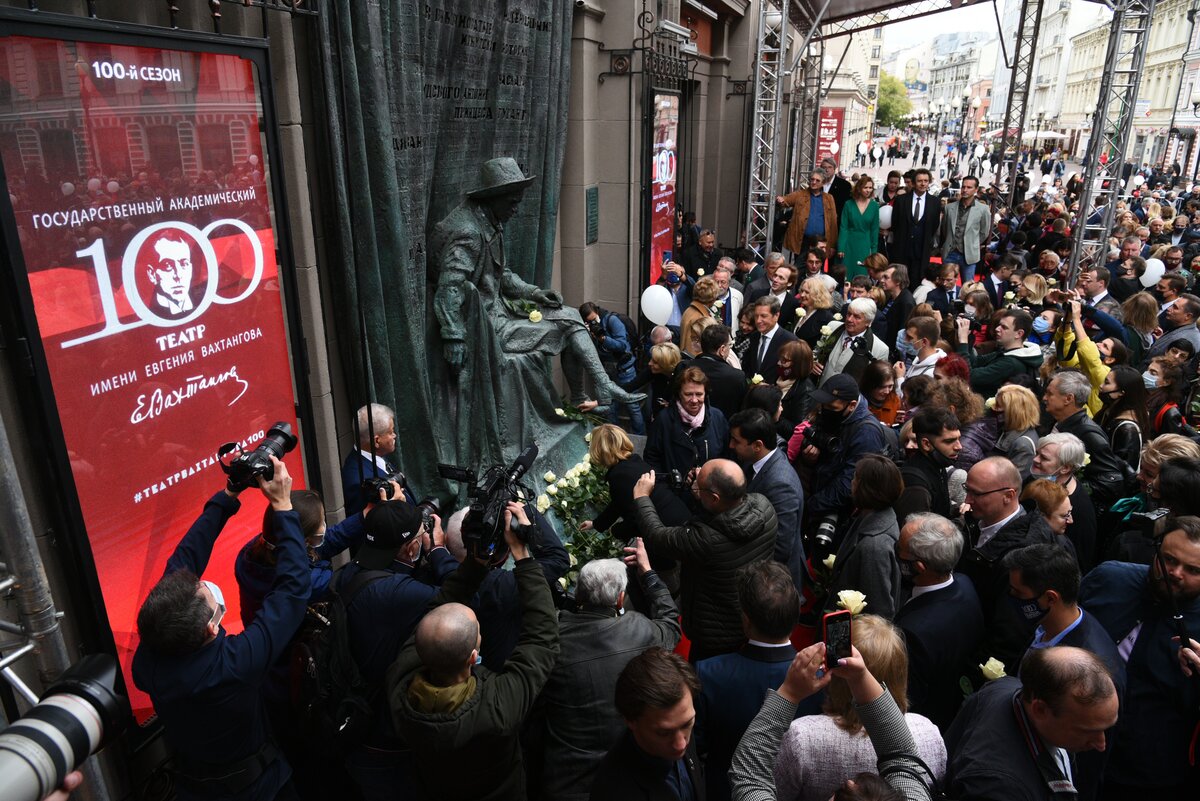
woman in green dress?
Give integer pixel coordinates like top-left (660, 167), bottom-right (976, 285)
top-left (837, 175), bottom-right (881, 281)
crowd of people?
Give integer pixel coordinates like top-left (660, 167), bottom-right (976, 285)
top-left (126, 151), bottom-right (1200, 801)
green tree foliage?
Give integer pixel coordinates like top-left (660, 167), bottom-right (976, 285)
top-left (875, 71), bottom-right (911, 128)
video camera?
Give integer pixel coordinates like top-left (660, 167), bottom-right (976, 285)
top-left (218, 422), bottom-right (298, 491)
top-left (0, 655), bottom-right (125, 801)
top-left (439, 444), bottom-right (540, 565)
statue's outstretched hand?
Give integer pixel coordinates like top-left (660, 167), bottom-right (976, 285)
top-left (534, 289), bottom-right (563, 308)
top-left (444, 342), bottom-right (467, 370)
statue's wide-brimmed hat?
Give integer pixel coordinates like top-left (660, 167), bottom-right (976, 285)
top-left (468, 157), bottom-right (536, 199)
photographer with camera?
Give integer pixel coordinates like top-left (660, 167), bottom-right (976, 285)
top-left (341, 403), bottom-right (414, 517)
top-left (632, 459), bottom-right (777, 661)
top-left (798, 373), bottom-right (892, 533)
top-left (580, 301), bottom-right (645, 435)
top-left (955, 307), bottom-right (1043, 397)
top-left (388, 502), bottom-right (559, 801)
top-left (133, 456), bottom-right (309, 801)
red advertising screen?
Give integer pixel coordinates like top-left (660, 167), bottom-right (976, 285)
top-left (816, 107), bottom-right (845, 167)
top-left (649, 93), bottom-right (678, 286)
top-left (0, 34), bottom-right (305, 722)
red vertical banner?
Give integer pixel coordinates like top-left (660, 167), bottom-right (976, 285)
top-left (0, 34), bottom-right (305, 722)
top-left (648, 92), bottom-right (679, 286)
top-left (816, 107), bottom-right (845, 166)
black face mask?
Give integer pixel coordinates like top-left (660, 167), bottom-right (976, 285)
top-left (1149, 288), bottom-right (1166, 304)
top-left (923, 439), bottom-right (955, 468)
top-left (818, 405), bottom-right (850, 429)
top-left (1099, 389), bottom-right (1121, 405)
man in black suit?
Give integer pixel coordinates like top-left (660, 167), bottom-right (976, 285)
top-left (688, 324), bottom-right (747, 420)
top-left (682, 228), bottom-right (723, 280)
top-left (879, 264), bottom-right (916, 360)
top-left (744, 251), bottom-right (783, 304)
top-left (890, 167), bottom-right (941, 279)
top-left (764, 261), bottom-right (800, 323)
top-left (728, 408), bottom-right (805, 593)
top-left (894, 512), bottom-right (984, 731)
top-left (820, 155), bottom-right (853, 226)
top-left (983, 253), bottom-right (1019, 310)
top-left (742, 295), bottom-right (798, 384)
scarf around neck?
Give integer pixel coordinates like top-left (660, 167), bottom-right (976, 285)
top-left (677, 401), bottom-right (706, 430)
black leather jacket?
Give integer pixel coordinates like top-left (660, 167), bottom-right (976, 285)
top-left (1052, 409), bottom-right (1129, 507)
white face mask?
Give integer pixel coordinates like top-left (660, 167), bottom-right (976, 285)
top-left (201, 580), bottom-right (226, 628)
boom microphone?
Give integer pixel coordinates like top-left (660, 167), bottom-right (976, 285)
top-left (506, 444), bottom-right (539, 485)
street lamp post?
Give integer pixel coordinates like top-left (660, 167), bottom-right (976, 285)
top-left (966, 95), bottom-right (982, 142)
top-left (1081, 103), bottom-right (1096, 164)
top-left (1033, 107), bottom-right (1047, 170)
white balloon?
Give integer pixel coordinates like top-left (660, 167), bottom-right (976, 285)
top-left (878, 205), bottom-right (893, 230)
top-left (107, 180), bottom-right (120, 193)
top-left (974, 144), bottom-right (986, 159)
top-left (641, 284), bottom-right (675, 326)
top-left (86, 177), bottom-right (101, 192)
top-left (1141, 258), bottom-right (1166, 287)
top-left (858, 142), bottom-right (869, 154)
top-left (248, 154), bottom-right (259, 166)
top-left (1133, 174), bottom-right (1146, 187)
top-left (61, 182), bottom-right (75, 196)
top-left (830, 142), bottom-right (840, 155)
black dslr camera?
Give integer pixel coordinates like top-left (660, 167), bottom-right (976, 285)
top-left (801, 424), bottom-right (840, 455)
top-left (586, 317), bottom-right (605, 338)
top-left (218, 422), bottom-right (298, 491)
top-left (439, 444), bottom-right (539, 565)
top-left (655, 469), bottom-right (689, 491)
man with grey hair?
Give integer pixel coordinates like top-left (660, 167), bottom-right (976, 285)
top-left (539, 539), bottom-right (679, 801)
top-left (815, 296), bottom-right (889, 386)
top-left (1044, 370), bottom-right (1129, 510)
top-left (744, 251), bottom-right (784, 303)
top-left (895, 513), bottom-right (985, 730)
top-left (1147, 292), bottom-right (1200, 359)
top-left (1032, 432), bottom-right (1099, 571)
top-left (342, 402), bottom-right (412, 515)
top-left (776, 170), bottom-right (839, 258)
top-left (711, 258), bottom-right (744, 327)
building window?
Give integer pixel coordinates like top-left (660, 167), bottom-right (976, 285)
top-left (871, 46), bottom-right (881, 59)
top-left (874, 28), bottom-right (882, 39)
top-left (870, 65), bottom-right (879, 79)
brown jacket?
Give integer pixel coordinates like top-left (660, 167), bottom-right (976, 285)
top-left (780, 189), bottom-right (838, 253)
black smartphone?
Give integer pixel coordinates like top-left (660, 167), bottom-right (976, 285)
top-left (822, 610), bottom-right (853, 664)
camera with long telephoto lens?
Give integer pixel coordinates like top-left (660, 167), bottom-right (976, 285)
top-left (218, 422), bottom-right (298, 491)
top-left (811, 514), bottom-right (840, 563)
top-left (0, 654), bottom-right (126, 801)
top-left (439, 444), bottom-right (539, 566)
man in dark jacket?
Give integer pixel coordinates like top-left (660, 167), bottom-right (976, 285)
top-left (958, 457), bottom-right (1057, 675)
top-left (728, 408), bottom-right (806, 593)
top-left (1005, 544), bottom-right (1126, 801)
top-left (133, 460), bottom-right (308, 801)
top-left (799, 374), bottom-right (890, 523)
top-left (1044, 370), bottom-right (1129, 509)
top-left (946, 647), bottom-right (1119, 801)
top-left (1080, 517), bottom-right (1200, 799)
top-left (633, 458), bottom-right (777, 661)
top-left (591, 647), bottom-right (705, 801)
top-left (895, 407), bottom-right (960, 523)
top-left (689, 324), bottom-right (747, 420)
top-left (695, 562), bottom-right (801, 801)
top-left (878, 264), bottom-right (916, 360)
top-left (541, 538), bottom-right (680, 801)
top-left (341, 502), bottom-right (458, 799)
top-left (682, 228), bottom-right (723, 280)
top-left (444, 504), bottom-right (568, 670)
top-left (956, 308), bottom-right (1043, 397)
top-left (387, 503), bottom-right (559, 801)
top-left (895, 513), bottom-right (983, 732)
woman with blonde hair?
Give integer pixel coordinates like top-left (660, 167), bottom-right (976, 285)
top-left (1017, 273), bottom-right (1048, 309)
top-left (793, 276), bottom-right (836, 348)
top-left (990, 384), bottom-right (1041, 479)
top-left (581, 423), bottom-right (689, 540)
top-left (636, 342), bottom-right (681, 420)
top-left (773, 615), bottom-right (946, 801)
top-left (679, 276), bottom-right (718, 354)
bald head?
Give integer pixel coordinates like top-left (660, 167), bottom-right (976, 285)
top-left (966, 457), bottom-right (1022, 526)
top-left (415, 603), bottom-right (479, 678)
top-left (698, 458), bottom-right (747, 510)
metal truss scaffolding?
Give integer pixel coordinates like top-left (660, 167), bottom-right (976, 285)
top-left (998, 0), bottom-right (1044, 207)
top-left (1068, 0), bottom-right (1157, 286)
top-left (745, 1), bottom-right (791, 256)
top-left (795, 39), bottom-right (825, 181)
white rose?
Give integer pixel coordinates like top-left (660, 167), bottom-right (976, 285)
top-left (1003, 291), bottom-right (1015, 301)
top-left (546, 484), bottom-right (558, 496)
top-left (834, 313), bottom-right (843, 321)
top-left (556, 478), bottom-right (567, 488)
top-left (837, 590), bottom-right (868, 616)
top-left (529, 310), bottom-right (543, 323)
top-left (568, 552), bottom-right (578, 567)
top-left (554, 408), bottom-right (566, 417)
top-left (820, 325), bottom-right (833, 336)
top-left (544, 471), bottom-right (557, 483)
top-left (697, 268), bottom-right (705, 276)
top-left (822, 554), bottom-right (836, 570)
top-left (536, 494), bottom-right (551, 513)
top-left (579, 462), bottom-right (591, 474)
top-left (795, 307), bottom-right (806, 318)
top-left (570, 477), bottom-right (580, 488)
top-left (566, 467), bottom-right (578, 479)
top-left (584, 431), bottom-right (593, 442)
top-left (985, 397), bottom-right (996, 410)
top-left (979, 657), bottom-right (1007, 681)
top-left (751, 373), bottom-right (764, 385)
